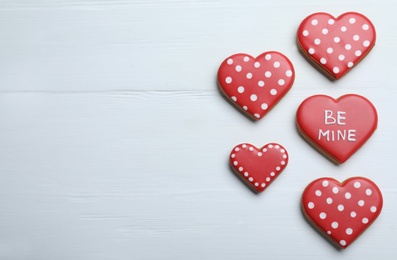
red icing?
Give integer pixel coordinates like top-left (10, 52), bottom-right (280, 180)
top-left (296, 94), bottom-right (377, 164)
top-left (302, 177), bottom-right (383, 249)
top-left (230, 143), bottom-right (288, 192)
top-left (218, 52), bottom-right (295, 120)
top-left (297, 12), bottom-right (376, 79)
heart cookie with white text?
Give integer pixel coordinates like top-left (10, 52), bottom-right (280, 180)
top-left (230, 143), bottom-right (288, 192)
top-left (297, 12), bottom-right (376, 79)
top-left (296, 94), bottom-right (377, 164)
top-left (302, 177), bottom-right (383, 249)
top-left (218, 52), bottom-right (295, 120)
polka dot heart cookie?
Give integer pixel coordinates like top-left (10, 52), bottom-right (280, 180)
top-left (230, 143), bottom-right (288, 193)
top-left (218, 52), bottom-right (295, 120)
top-left (297, 12), bottom-right (376, 79)
top-left (296, 94), bottom-right (378, 164)
top-left (302, 177), bottom-right (383, 248)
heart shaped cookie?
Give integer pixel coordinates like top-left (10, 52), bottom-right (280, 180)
top-left (302, 177), bottom-right (383, 248)
top-left (218, 52), bottom-right (295, 120)
top-left (230, 143), bottom-right (288, 192)
top-left (296, 94), bottom-right (378, 164)
top-left (297, 12), bottom-right (376, 79)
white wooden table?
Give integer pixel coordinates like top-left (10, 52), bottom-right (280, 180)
top-left (0, 0), bottom-right (396, 259)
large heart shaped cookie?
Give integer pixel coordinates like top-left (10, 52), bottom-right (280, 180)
top-left (302, 177), bottom-right (383, 249)
top-left (230, 143), bottom-right (288, 192)
top-left (218, 52), bottom-right (295, 120)
top-left (297, 12), bottom-right (376, 79)
top-left (296, 94), bottom-right (378, 164)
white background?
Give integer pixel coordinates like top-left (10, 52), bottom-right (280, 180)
top-left (0, 0), bottom-right (396, 259)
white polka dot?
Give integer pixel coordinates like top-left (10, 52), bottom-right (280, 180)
top-left (243, 56), bottom-right (249, 62)
top-left (242, 144), bottom-right (246, 148)
top-left (362, 24), bottom-right (369, 30)
top-left (246, 73), bottom-right (253, 79)
top-left (265, 71), bottom-right (272, 78)
top-left (348, 62), bottom-right (354, 68)
top-left (275, 145), bottom-right (279, 149)
top-left (362, 218), bottom-right (369, 224)
top-left (308, 48), bottom-right (315, 54)
top-left (233, 161), bottom-right (238, 166)
top-left (235, 148), bottom-right (239, 152)
top-left (249, 147), bottom-right (254, 151)
top-left (231, 154), bottom-right (235, 158)
top-left (338, 204), bottom-right (344, 211)
top-left (270, 89), bottom-right (277, 95)
top-left (355, 50), bottom-right (362, 57)
top-left (338, 54), bottom-right (345, 61)
top-left (270, 172), bottom-right (275, 176)
top-left (315, 190), bottom-right (322, 196)
top-left (238, 167), bottom-right (243, 172)
top-left (333, 67), bottom-right (340, 74)
top-left (334, 37), bottom-right (340, 43)
top-left (363, 40), bottom-right (370, 47)
top-left (261, 103), bottom-right (268, 110)
top-left (266, 177), bottom-right (271, 182)
top-left (225, 77), bottom-right (232, 84)
top-left (257, 152), bottom-right (262, 157)
top-left (350, 211), bottom-right (357, 218)
top-left (331, 222), bottom-right (339, 229)
top-left (322, 180), bottom-right (329, 187)
top-left (319, 212), bottom-right (326, 219)
top-left (345, 192), bottom-right (352, 199)
top-left (255, 182), bottom-right (259, 187)
top-left (327, 231), bottom-right (331, 235)
top-left (278, 79), bottom-right (285, 86)
top-left (250, 94), bottom-right (257, 101)
top-left (243, 106), bottom-right (248, 111)
top-left (340, 240), bottom-right (346, 246)
top-left (328, 19), bottom-right (335, 25)
top-left (366, 189), bottom-right (372, 196)
top-left (314, 38), bottom-right (321, 45)
top-left (258, 81), bottom-right (265, 87)
top-left (303, 30), bottom-right (309, 36)
top-left (235, 65), bottom-right (242, 72)
top-left (261, 183), bottom-right (266, 188)
top-left (322, 28), bottom-right (328, 34)
top-left (326, 198), bottom-right (333, 204)
top-left (281, 161), bottom-right (285, 165)
top-left (254, 114), bottom-right (260, 119)
top-left (320, 58), bottom-right (327, 64)
top-left (276, 167), bottom-right (281, 171)
top-left (345, 44), bottom-right (352, 50)
top-left (286, 70), bottom-right (293, 77)
top-left (244, 172), bottom-right (249, 177)
top-left (265, 54), bottom-right (272, 60)
top-left (254, 62), bottom-right (260, 68)
top-left (283, 154), bottom-right (287, 159)
top-left (227, 58), bottom-right (233, 65)
top-left (274, 61), bottom-right (280, 68)
top-left (346, 228), bottom-right (353, 236)
top-left (236, 86), bottom-right (244, 93)
top-left (333, 187), bottom-right (339, 194)
top-left (311, 19), bottom-right (318, 26)
top-left (354, 182), bottom-right (361, 188)
top-left (231, 96), bottom-right (237, 102)
top-left (370, 206), bottom-right (377, 213)
top-left (349, 18), bottom-right (356, 24)
top-left (308, 202), bottom-right (314, 209)
top-left (353, 35), bottom-right (360, 41)
top-left (262, 148), bottom-right (267, 152)
top-left (281, 149), bottom-right (285, 153)
top-left (341, 26), bottom-right (347, 32)
top-left (248, 177), bottom-right (253, 182)
top-left (327, 47), bottom-right (333, 54)
top-left (268, 145), bottom-right (273, 148)
top-left (358, 200), bottom-right (365, 206)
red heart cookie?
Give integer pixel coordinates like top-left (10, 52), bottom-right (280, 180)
top-left (230, 143), bottom-right (288, 192)
top-left (302, 177), bottom-right (383, 249)
top-left (296, 94), bottom-right (377, 164)
top-left (218, 52), bottom-right (295, 120)
top-left (297, 12), bottom-right (376, 79)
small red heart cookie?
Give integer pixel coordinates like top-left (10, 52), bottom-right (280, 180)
top-left (296, 94), bottom-right (378, 164)
top-left (218, 52), bottom-right (295, 120)
top-left (302, 177), bottom-right (383, 249)
top-left (230, 143), bottom-right (288, 192)
top-left (297, 12), bottom-right (376, 79)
